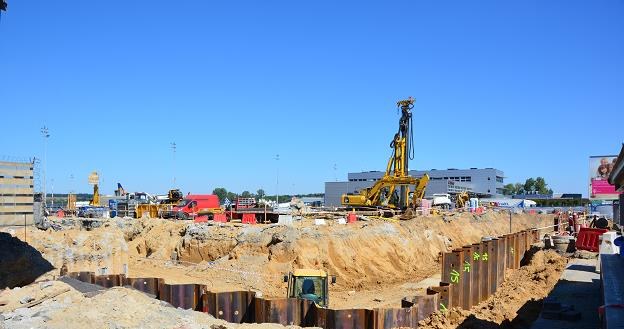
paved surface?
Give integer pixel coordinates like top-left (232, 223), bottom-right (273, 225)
top-left (531, 258), bottom-right (601, 329)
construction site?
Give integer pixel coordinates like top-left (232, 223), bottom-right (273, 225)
top-left (2, 1), bottom-right (624, 329)
top-left (1, 94), bottom-right (623, 329)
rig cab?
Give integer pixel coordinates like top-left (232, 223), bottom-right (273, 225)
top-left (284, 269), bottom-right (336, 308)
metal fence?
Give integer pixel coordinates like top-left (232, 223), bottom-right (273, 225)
top-left (66, 229), bottom-right (540, 329)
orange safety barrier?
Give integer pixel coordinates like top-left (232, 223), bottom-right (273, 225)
top-left (347, 213), bottom-right (357, 223)
top-left (194, 215), bottom-right (208, 223)
top-left (576, 227), bottom-right (608, 252)
top-left (213, 213), bottom-right (227, 223)
top-left (242, 213), bottom-right (256, 224)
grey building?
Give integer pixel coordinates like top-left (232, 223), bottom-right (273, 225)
top-left (324, 168), bottom-right (504, 207)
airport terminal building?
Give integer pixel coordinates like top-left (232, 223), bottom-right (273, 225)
top-left (324, 168), bottom-right (505, 207)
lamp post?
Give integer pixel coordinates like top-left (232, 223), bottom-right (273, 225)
top-left (51, 178), bottom-right (54, 208)
top-left (171, 142), bottom-right (177, 186)
top-left (40, 126), bottom-right (50, 208)
top-left (274, 154), bottom-right (280, 208)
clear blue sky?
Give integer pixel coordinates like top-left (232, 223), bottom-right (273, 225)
top-left (1, 1), bottom-right (622, 196)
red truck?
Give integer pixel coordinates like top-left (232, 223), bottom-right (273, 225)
top-left (162, 194), bottom-right (223, 220)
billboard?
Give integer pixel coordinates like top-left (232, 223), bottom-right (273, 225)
top-left (589, 155), bottom-right (621, 200)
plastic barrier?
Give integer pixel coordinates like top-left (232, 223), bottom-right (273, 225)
top-left (242, 213), bottom-right (256, 224)
top-left (213, 213), bottom-right (227, 223)
top-left (347, 213), bottom-right (357, 223)
top-left (576, 227), bottom-right (608, 252)
top-left (194, 215), bottom-right (208, 223)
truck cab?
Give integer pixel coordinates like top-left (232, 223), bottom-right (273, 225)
top-left (284, 269), bottom-right (336, 308)
top-left (431, 193), bottom-right (453, 209)
top-left (166, 194), bottom-right (221, 220)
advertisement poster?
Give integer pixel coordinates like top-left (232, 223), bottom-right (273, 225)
top-left (589, 155), bottom-right (621, 200)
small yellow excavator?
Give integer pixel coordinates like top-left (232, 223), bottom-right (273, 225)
top-left (284, 269), bottom-right (336, 308)
top-left (455, 191), bottom-right (470, 209)
top-left (341, 97), bottom-right (429, 210)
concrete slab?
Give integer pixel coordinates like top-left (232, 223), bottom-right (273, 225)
top-left (531, 258), bottom-right (601, 329)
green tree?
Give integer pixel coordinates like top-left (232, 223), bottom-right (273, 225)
top-left (212, 187), bottom-right (228, 202)
top-left (535, 177), bottom-right (549, 194)
top-left (256, 188), bottom-right (265, 199)
top-left (226, 192), bottom-right (237, 202)
top-left (524, 178), bottom-right (536, 193)
top-left (514, 183), bottom-right (524, 195)
top-left (502, 183), bottom-right (516, 195)
top-left (241, 191), bottom-right (252, 198)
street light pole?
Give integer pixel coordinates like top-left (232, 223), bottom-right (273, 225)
top-left (40, 126), bottom-right (49, 208)
top-left (274, 154), bottom-right (280, 208)
top-left (171, 142), bottom-right (177, 186)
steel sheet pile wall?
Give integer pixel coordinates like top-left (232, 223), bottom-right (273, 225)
top-left (433, 229), bottom-right (539, 311)
top-left (67, 229), bottom-right (539, 328)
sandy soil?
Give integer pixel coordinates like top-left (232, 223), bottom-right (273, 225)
top-left (1, 211), bottom-right (553, 311)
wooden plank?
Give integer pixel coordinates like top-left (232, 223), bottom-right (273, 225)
top-left (0, 196), bottom-right (33, 204)
top-left (0, 213), bottom-right (34, 226)
top-left (0, 205), bottom-right (34, 213)
top-left (0, 178), bottom-right (33, 186)
top-left (0, 161), bottom-right (33, 168)
top-left (5, 288), bottom-right (71, 312)
top-left (0, 187), bottom-right (33, 195)
top-left (0, 168), bottom-right (33, 177)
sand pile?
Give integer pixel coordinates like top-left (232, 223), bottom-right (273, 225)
top-left (4, 211), bottom-right (553, 309)
top-left (126, 212), bottom-right (550, 289)
top-left (13, 219), bottom-right (130, 274)
top-left (419, 249), bottom-right (567, 329)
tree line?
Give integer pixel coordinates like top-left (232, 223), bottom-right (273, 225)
top-left (502, 177), bottom-right (553, 196)
top-left (211, 187), bottom-right (323, 204)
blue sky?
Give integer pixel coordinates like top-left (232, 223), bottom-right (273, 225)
top-left (1, 1), bottom-right (622, 196)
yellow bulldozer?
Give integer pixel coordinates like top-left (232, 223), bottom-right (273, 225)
top-left (341, 97), bottom-right (429, 210)
top-left (284, 269), bottom-right (336, 308)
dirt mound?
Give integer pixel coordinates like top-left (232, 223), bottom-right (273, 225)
top-left (125, 218), bottom-right (187, 259)
top-left (5, 211), bottom-right (553, 309)
top-left (0, 232), bottom-right (54, 289)
top-left (148, 212), bottom-right (551, 293)
top-left (419, 249), bottom-right (567, 329)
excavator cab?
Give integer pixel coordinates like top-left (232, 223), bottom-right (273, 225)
top-left (284, 269), bottom-right (336, 307)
